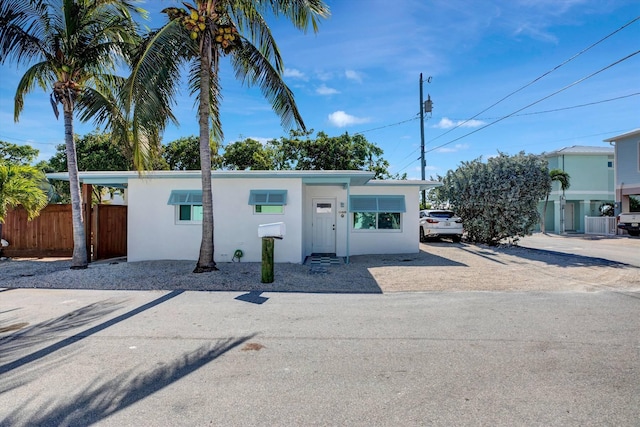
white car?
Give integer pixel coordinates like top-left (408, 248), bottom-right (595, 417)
top-left (419, 210), bottom-right (464, 242)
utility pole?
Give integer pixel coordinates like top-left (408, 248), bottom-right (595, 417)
top-left (419, 73), bottom-right (433, 206)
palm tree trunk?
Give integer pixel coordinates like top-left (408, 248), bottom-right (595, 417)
top-left (194, 34), bottom-right (217, 273)
top-left (64, 109), bottom-right (88, 269)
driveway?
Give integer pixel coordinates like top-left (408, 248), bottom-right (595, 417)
top-left (517, 232), bottom-right (640, 267)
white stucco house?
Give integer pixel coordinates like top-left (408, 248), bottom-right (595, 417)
top-left (48, 170), bottom-right (440, 263)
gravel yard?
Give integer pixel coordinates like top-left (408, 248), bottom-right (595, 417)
top-left (2, 239), bottom-right (639, 293)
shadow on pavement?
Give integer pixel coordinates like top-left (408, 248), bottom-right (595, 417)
top-left (2, 336), bottom-right (254, 426)
top-left (497, 245), bottom-right (632, 268)
top-left (0, 290), bottom-right (184, 376)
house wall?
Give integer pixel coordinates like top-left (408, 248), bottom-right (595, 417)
top-left (127, 177), bottom-right (304, 263)
top-left (348, 185), bottom-right (421, 256)
top-left (614, 138), bottom-right (640, 213)
top-left (539, 152), bottom-right (615, 233)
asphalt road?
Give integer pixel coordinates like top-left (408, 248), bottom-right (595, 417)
top-left (518, 232), bottom-right (640, 267)
top-left (1, 285), bottom-right (639, 426)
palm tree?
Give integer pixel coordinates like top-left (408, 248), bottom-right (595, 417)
top-left (128, 0), bottom-right (329, 273)
top-left (0, 162), bottom-right (48, 243)
top-left (0, 0), bottom-right (145, 268)
top-left (541, 168), bottom-right (570, 234)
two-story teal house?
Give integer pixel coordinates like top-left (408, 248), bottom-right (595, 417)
top-left (604, 129), bottom-right (640, 216)
top-left (538, 146), bottom-right (614, 233)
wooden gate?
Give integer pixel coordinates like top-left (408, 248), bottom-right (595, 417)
top-left (94, 204), bottom-right (127, 260)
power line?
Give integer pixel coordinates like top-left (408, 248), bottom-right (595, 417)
top-left (425, 50), bottom-right (640, 155)
top-left (426, 15), bottom-right (640, 146)
top-left (393, 91), bottom-right (638, 174)
top-left (449, 92), bottom-right (640, 121)
top-left (353, 116), bottom-right (419, 136)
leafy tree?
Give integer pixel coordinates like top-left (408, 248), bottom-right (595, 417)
top-left (163, 136), bottom-right (221, 170)
top-left (48, 131), bottom-right (135, 172)
top-left (128, 0), bottom-right (329, 273)
top-left (0, 141), bottom-right (39, 165)
top-left (223, 138), bottom-right (274, 170)
top-left (435, 152), bottom-right (551, 245)
top-left (1, 0), bottom-right (144, 269)
top-left (540, 168), bottom-right (570, 233)
top-left (269, 130), bottom-right (401, 178)
top-left (0, 161), bottom-right (48, 242)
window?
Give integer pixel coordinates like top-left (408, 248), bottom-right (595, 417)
top-left (349, 195), bottom-right (405, 230)
top-left (248, 189), bottom-right (287, 214)
top-left (168, 190), bottom-right (203, 223)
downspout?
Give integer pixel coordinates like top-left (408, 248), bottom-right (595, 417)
top-left (346, 182), bottom-right (350, 264)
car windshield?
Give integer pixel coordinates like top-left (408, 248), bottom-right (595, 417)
top-left (430, 211), bottom-right (455, 219)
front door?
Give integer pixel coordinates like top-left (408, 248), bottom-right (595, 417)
top-left (564, 202), bottom-right (575, 231)
top-left (312, 198), bottom-right (336, 254)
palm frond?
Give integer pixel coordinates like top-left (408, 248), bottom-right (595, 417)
top-left (262, 0), bottom-right (330, 33)
top-left (230, 41), bottom-right (305, 131)
top-left (227, 0), bottom-right (284, 72)
top-left (13, 60), bottom-right (54, 120)
top-left (0, 0), bottom-right (50, 65)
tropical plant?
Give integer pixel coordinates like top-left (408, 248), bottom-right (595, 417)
top-left (540, 168), bottom-right (570, 233)
top-left (0, 0), bottom-right (145, 268)
top-left (128, 0), bottom-right (329, 272)
top-left (435, 152), bottom-right (551, 245)
top-left (0, 161), bottom-right (48, 242)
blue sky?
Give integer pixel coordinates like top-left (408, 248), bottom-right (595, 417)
top-left (0, 0), bottom-right (638, 179)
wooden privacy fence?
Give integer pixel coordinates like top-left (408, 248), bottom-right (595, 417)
top-left (2, 204), bottom-right (127, 260)
top-left (2, 204), bottom-right (74, 257)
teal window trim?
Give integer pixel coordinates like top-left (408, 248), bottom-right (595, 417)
top-left (248, 189), bottom-right (287, 206)
top-left (349, 195), bottom-right (406, 213)
top-left (167, 190), bottom-right (203, 205)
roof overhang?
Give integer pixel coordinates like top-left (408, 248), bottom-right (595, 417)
top-left (603, 128), bottom-right (640, 143)
top-left (46, 170), bottom-right (379, 187)
top-left (365, 179), bottom-right (442, 191)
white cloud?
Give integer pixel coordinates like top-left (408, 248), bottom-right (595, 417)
top-left (345, 69), bottom-right (363, 83)
top-left (327, 111), bottom-right (371, 128)
top-left (433, 117), bottom-right (485, 129)
top-left (437, 144), bottom-right (470, 153)
top-left (283, 68), bottom-right (307, 80)
top-left (316, 84), bottom-right (340, 96)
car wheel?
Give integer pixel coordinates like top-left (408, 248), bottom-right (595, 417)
top-left (628, 230), bottom-right (640, 237)
top-left (452, 235), bottom-right (462, 243)
top-left (419, 227), bottom-right (425, 242)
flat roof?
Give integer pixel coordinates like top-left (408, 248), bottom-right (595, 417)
top-left (46, 170), bottom-right (441, 190)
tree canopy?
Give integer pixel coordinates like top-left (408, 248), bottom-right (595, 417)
top-left (432, 152), bottom-right (551, 245)
top-left (221, 131), bottom-right (402, 179)
top-left (0, 141), bottom-right (39, 165)
top-left (163, 136), bottom-right (221, 170)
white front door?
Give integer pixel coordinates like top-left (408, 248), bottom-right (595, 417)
top-left (564, 202), bottom-right (575, 231)
top-left (312, 198), bottom-right (336, 254)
